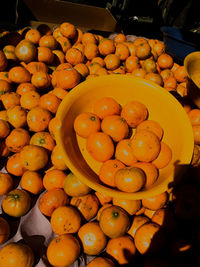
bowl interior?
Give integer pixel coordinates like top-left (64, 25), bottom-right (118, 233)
top-left (56, 75), bottom-right (194, 199)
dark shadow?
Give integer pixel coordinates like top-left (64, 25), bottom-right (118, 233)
top-left (0, 213), bottom-right (21, 240)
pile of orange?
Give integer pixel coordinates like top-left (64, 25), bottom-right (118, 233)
top-left (0, 21), bottom-right (199, 267)
top-left (74, 97), bottom-right (172, 192)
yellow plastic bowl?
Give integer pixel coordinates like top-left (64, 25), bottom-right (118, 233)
top-left (56, 75), bottom-right (194, 200)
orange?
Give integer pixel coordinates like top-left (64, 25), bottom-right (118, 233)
top-left (6, 105), bottom-right (27, 129)
top-left (0, 217), bottom-right (10, 245)
top-left (104, 54), bottom-right (120, 70)
top-left (136, 119), bottom-right (163, 140)
top-left (160, 68), bottom-right (174, 81)
top-left (27, 106), bottom-right (52, 132)
top-left (26, 61), bottom-right (48, 74)
top-left (51, 206), bottom-right (82, 235)
top-left (0, 79), bottom-right (11, 96)
top-left (0, 119), bottom-right (10, 138)
top-left (101, 115), bottom-right (129, 142)
top-left (113, 65), bottom-right (126, 74)
top-left (142, 191), bottom-right (168, 210)
top-left (115, 42), bottom-right (129, 60)
top-left (60, 22), bottom-right (77, 39)
top-left (145, 72), bottom-right (164, 86)
top-left (0, 172), bottom-right (13, 196)
top-left (173, 65), bottom-right (188, 82)
top-left (9, 66), bottom-right (31, 84)
top-left (84, 43), bottom-right (99, 60)
top-left (39, 35), bottom-right (57, 50)
top-left (70, 194), bottom-right (99, 221)
top-left (31, 71), bottom-right (51, 89)
top-left (91, 56), bottom-right (105, 67)
top-left (6, 152), bottom-right (26, 176)
top-left (0, 71), bottom-right (11, 83)
top-left (50, 87), bottom-right (68, 100)
top-left (43, 169), bottom-right (66, 190)
top-left (5, 128), bottom-right (30, 153)
top-left (52, 49), bottom-right (65, 65)
top-left (63, 172), bottom-right (91, 197)
top-left (98, 38), bottom-right (115, 56)
top-left (25, 28), bottom-right (41, 44)
top-left (37, 46), bottom-right (54, 64)
top-left (164, 76), bottom-right (177, 89)
top-left (152, 141), bottom-right (172, 169)
top-left (143, 207), bottom-right (157, 219)
top-left (128, 215), bottom-right (150, 238)
top-left (39, 93), bottom-right (61, 113)
top-left (176, 83), bottom-right (187, 97)
top-left (48, 117), bottom-right (61, 139)
top-left (97, 204), bottom-right (112, 221)
top-left (30, 131), bottom-right (55, 152)
top-left (15, 39), bottom-right (36, 63)
top-left (192, 125), bottom-right (200, 144)
top-left (0, 50), bottom-right (8, 71)
top-left (56, 68), bottom-right (81, 89)
top-left (51, 144), bottom-right (68, 170)
top-left (131, 162), bottom-right (158, 188)
top-left (39, 188), bottom-right (69, 217)
top-left (65, 47), bottom-right (85, 65)
top-left (131, 130), bottom-right (161, 162)
top-left (1, 92), bottom-right (20, 109)
top-left (2, 189), bottom-right (31, 217)
top-left (114, 166), bottom-right (146, 193)
top-left (99, 205), bottom-right (130, 238)
top-left (157, 53), bottom-right (173, 69)
top-left (86, 257), bottom-right (115, 267)
top-left (152, 40), bottom-right (165, 56)
top-left (47, 234), bottom-right (80, 267)
top-left (121, 100), bottom-right (148, 128)
top-left (135, 42), bottom-right (151, 59)
top-left (134, 222), bottom-right (166, 254)
top-left (56, 36), bottom-right (72, 53)
top-left (20, 170), bottom-right (44, 195)
top-left (151, 208), bottom-right (176, 232)
top-left (125, 55), bottom-right (140, 73)
top-left (74, 63), bottom-right (89, 78)
top-left (106, 235), bottom-right (136, 265)
top-left (0, 242), bottom-right (34, 267)
top-left (20, 90), bottom-right (40, 110)
top-left (88, 62), bottom-right (102, 75)
top-left (86, 132), bottom-right (114, 162)
top-left (0, 111), bottom-right (7, 121)
top-left (113, 197), bottom-right (141, 215)
top-left (114, 33), bottom-right (126, 43)
top-left (16, 82), bottom-right (36, 95)
top-left (73, 27), bottom-right (83, 44)
top-left (20, 144), bottom-right (48, 171)
top-left (78, 221), bottom-right (107, 255)
top-left (188, 109), bottom-right (200, 125)
top-left (74, 112), bottom-right (101, 138)
top-left (115, 138), bottom-right (138, 166)
top-left (94, 191), bottom-right (112, 205)
top-left (133, 37), bottom-right (148, 46)
top-left (125, 41), bottom-right (137, 56)
top-left (99, 159), bottom-right (125, 187)
top-left (81, 32), bottom-right (97, 45)
top-left (93, 96), bottom-right (121, 119)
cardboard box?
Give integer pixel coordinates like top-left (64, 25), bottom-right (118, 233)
top-left (22, 0), bottom-right (120, 33)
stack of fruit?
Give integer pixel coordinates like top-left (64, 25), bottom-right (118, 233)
top-left (0, 22), bottom-right (200, 267)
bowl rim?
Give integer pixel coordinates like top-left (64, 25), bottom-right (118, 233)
top-left (56, 75), bottom-right (194, 199)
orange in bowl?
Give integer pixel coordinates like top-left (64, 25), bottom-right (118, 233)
top-left (56, 75), bottom-right (193, 200)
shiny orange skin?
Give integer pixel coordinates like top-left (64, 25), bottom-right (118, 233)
top-left (94, 191), bottom-right (112, 205)
top-left (0, 79), bottom-right (11, 96)
top-left (30, 131), bottom-right (55, 152)
top-left (51, 206), bottom-right (82, 235)
top-left (82, 32), bottom-right (97, 45)
top-left (0, 141), bottom-right (10, 157)
top-left (52, 49), bottom-right (65, 65)
top-left (78, 221), bottom-right (107, 255)
top-left (99, 159), bottom-right (125, 187)
top-left (1, 92), bottom-right (20, 109)
top-left (173, 65), bottom-right (188, 82)
top-left (2, 189), bottom-right (31, 217)
top-left (39, 35), bottom-right (58, 50)
top-left (106, 235), bottom-right (136, 265)
top-left (48, 117), bottom-right (61, 139)
top-left (125, 55), bottom-right (140, 73)
top-left (65, 47), bottom-right (85, 65)
top-left (0, 217), bottom-right (10, 245)
top-left (74, 63), bottom-right (89, 78)
top-left (15, 39), bottom-right (36, 63)
top-left (60, 22), bottom-right (77, 39)
top-left (74, 112), bottom-right (101, 138)
top-left (104, 54), bottom-right (121, 70)
top-left (26, 61), bottom-right (48, 74)
top-left (131, 162), bottom-right (158, 188)
top-left (27, 106), bottom-right (52, 132)
top-left (188, 109), bottom-right (200, 126)
top-left (157, 53), bottom-right (174, 69)
top-left (98, 39), bottom-right (115, 56)
top-left (50, 87), bottom-right (68, 100)
top-left (115, 42), bottom-right (130, 60)
top-left (70, 194), bottom-right (99, 221)
top-left (31, 71), bottom-right (51, 89)
top-left (142, 191), bottom-right (168, 210)
top-left (121, 100), bottom-right (148, 128)
top-left (0, 242), bottom-right (34, 267)
top-left (113, 198), bottom-right (141, 215)
top-left (20, 144), bottom-right (49, 171)
top-left (46, 234), bottom-right (80, 267)
top-left (101, 115), bottom-right (129, 142)
top-left (192, 125), bottom-right (200, 144)
top-left (114, 166), bottom-right (146, 193)
top-left (115, 138), bottom-right (138, 166)
top-left (0, 172), bottom-right (13, 196)
top-left (86, 132), bottom-right (114, 162)
top-left (0, 119), bottom-right (10, 138)
top-left (39, 188), bottom-right (69, 217)
top-left (20, 170), bottom-right (44, 195)
top-left (5, 128), bottom-right (30, 153)
top-left (16, 82), bottom-right (36, 95)
top-left (128, 215), bottom-right (150, 238)
top-left (136, 119), bottom-right (163, 140)
top-left (93, 97), bottom-right (121, 119)
top-left (25, 28), bottom-right (41, 44)
top-left (135, 42), bottom-right (151, 59)
top-left (99, 205), bottom-right (130, 238)
top-left (20, 90), bottom-right (40, 110)
top-left (0, 111), bottom-right (7, 122)
top-left (145, 72), bottom-right (164, 86)
top-left (43, 169), bottom-right (66, 190)
top-left (51, 144), bottom-right (68, 170)
top-left (56, 68), bottom-right (81, 89)
top-left (39, 93), bottom-right (61, 113)
top-left (6, 152), bottom-right (26, 176)
top-left (56, 36), bottom-right (72, 53)
top-left (86, 257), bottom-right (115, 267)
top-left (6, 106), bottom-right (27, 128)
top-left (37, 46), bottom-right (54, 64)
top-left (8, 66), bottom-right (31, 83)
top-left (84, 43), bottom-right (99, 60)
top-left (152, 141), bottom-right (172, 169)
top-left (131, 130), bottom-right (161, 162)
